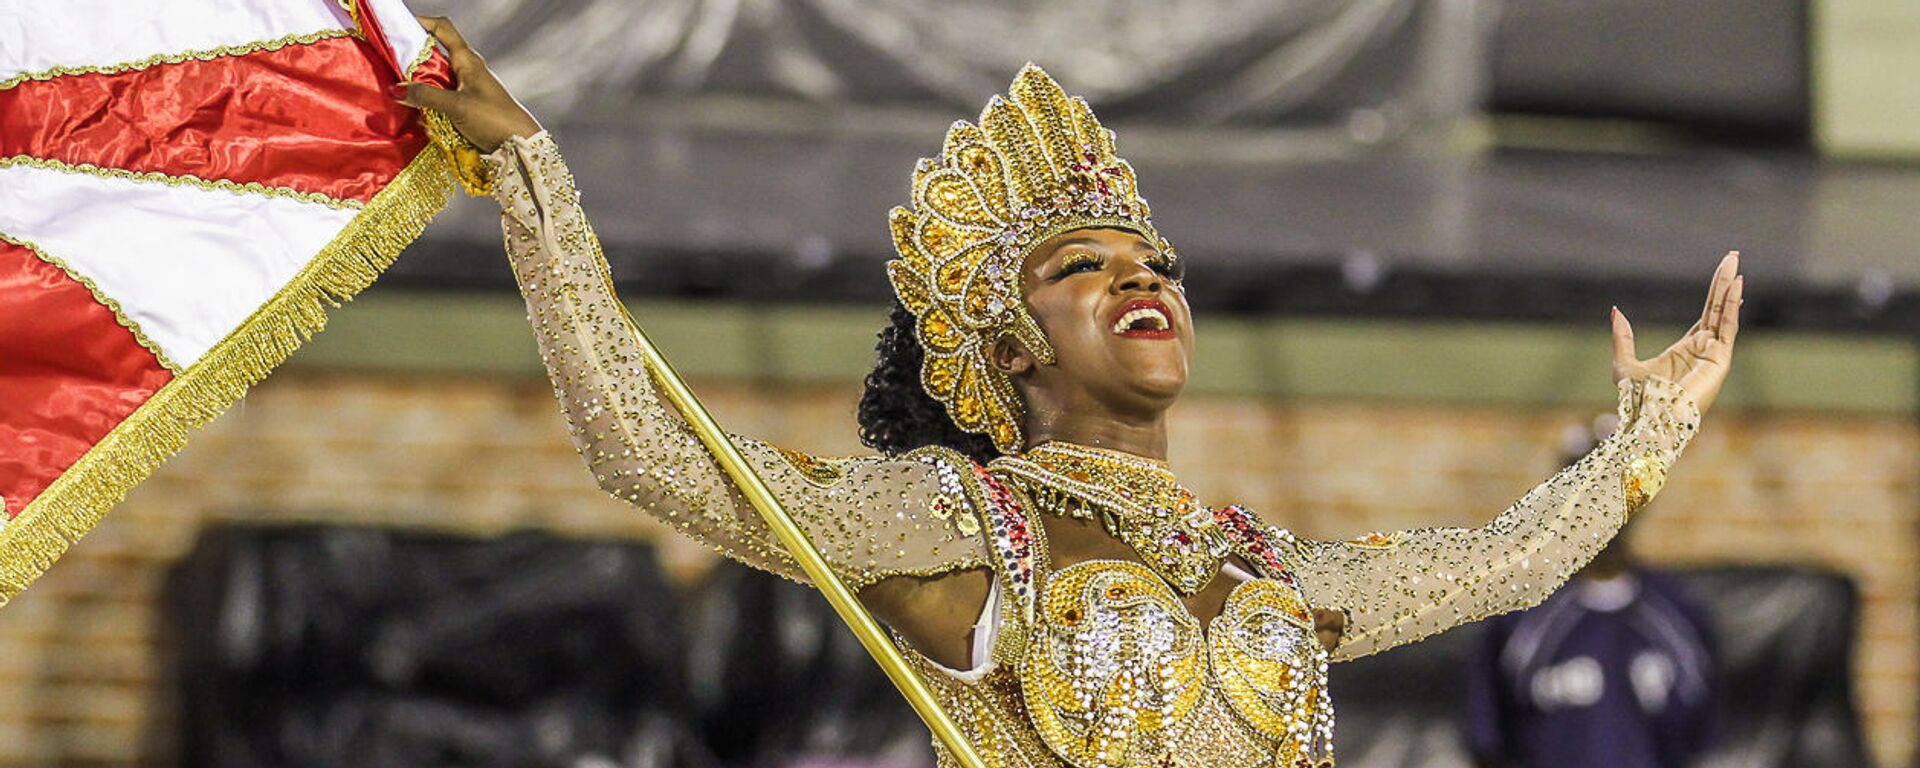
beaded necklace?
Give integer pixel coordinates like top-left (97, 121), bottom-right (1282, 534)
top-left (991, 441), bottom-right (1234, 595)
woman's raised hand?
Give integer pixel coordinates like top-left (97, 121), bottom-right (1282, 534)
top-left (395, 16), bottom-right (542, 153)
top-left (1611, 252), bottom-right (1743, 415)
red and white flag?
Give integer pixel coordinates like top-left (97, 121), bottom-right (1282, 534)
top-left (0, 0), bottom-right (457, 602)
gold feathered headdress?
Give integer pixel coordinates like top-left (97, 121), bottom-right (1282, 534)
top-left (886, 64), bottom-right (1174, 453)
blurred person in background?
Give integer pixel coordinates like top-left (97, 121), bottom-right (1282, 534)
top-left (397, 14), bottom-right (1742, 768)
top-left (1464, 417), bottom-right (1717, 768)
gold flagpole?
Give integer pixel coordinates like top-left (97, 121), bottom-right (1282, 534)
top-left (617, 304), bottom-right (990, 768)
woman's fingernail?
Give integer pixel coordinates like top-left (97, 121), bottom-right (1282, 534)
top-left (388, 84), bottom-right (409, 99)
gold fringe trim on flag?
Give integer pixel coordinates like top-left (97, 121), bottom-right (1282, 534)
top-left (0, 146), bottom-right (455, 605)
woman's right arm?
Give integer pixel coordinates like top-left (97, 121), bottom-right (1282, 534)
top-left (400, 17), bottom-right (991, 593)
top-left (484, 133), bottom-right (991, 588)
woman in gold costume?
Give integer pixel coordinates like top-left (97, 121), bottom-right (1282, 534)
top-left (401, 17), bottom-right (1741, 768)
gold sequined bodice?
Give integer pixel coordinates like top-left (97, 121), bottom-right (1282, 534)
top-left (1022, 560), bottom-right (1333, 768)
top-left (911, 462), bottom-right (1336, 768)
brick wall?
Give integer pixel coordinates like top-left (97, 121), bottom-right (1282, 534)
top-left (2, 373), bottom-right (1913, 766)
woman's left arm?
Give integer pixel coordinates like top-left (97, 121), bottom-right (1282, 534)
top-left (1287, 254), bottom-right (1741, 661)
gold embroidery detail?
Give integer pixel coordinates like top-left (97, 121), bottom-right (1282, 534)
top-left (0, 232), bottom-right (183, 374)
top-left (1020, 560), bottom-right (1205, 767)
top-left (1624, 455), bottom-right (1666, 514)
top-left (1208, 579), bottom-right (1335, 765)
top-left (1343, 531), bottom-right (1402, 550)
top-left (774, 446), bottom-right (851, 486)
top-left (0, 155), bottom-right (361, 210)
top-left (0, 146), bottom-right (455, 604)
top-left (912, 445), bottom-right (986, 538)
top-left (998, 557), bottom-right (1338, 766)
top-left (0, 29), bottom-right (361, 92)
top-left (996, 442), bottom-right (1230, 595)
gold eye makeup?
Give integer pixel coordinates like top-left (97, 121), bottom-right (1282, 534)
top-left (1054, 250), bottom-right (1105, 279)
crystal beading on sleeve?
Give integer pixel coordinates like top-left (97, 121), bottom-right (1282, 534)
top-left (1282, 374), bottom-right (1702, 661)
top-left (486, 131), bottom-right (988, 588)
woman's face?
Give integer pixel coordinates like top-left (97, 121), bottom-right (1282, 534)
top-left (1009, 227), bottom-right (1194, 419)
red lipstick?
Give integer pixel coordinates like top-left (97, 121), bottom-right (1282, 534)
top-left (1109, 298), bottom-right (1175, 339)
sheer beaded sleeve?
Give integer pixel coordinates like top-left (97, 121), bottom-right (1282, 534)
top-left (486, 132), bottom-right (989, 588)
top-left (1281, 375), bottom-right (1701, 661)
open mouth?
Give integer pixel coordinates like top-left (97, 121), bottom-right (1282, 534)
top-left (1109, 299), bottom-right (1175, 339)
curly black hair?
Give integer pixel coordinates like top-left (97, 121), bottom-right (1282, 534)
top-left (858, 302), bottom-right (1003, 465)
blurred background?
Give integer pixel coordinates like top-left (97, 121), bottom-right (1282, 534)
top-left (4, 0), bottom-right (1918, 766)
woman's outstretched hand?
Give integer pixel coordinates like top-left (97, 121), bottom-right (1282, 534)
top-left (395, 16), bottom-right (542, 153)
top-left (1611, 252), bottom-right (1743, 415)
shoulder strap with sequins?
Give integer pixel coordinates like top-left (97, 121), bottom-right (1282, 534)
top-left (976, 465), bottom-right (1043, 621)
top-left (1213, 505), bottom-right (1302, 588)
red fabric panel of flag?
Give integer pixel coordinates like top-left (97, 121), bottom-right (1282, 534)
top-left (0, 0), bottom-right (457, 603)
